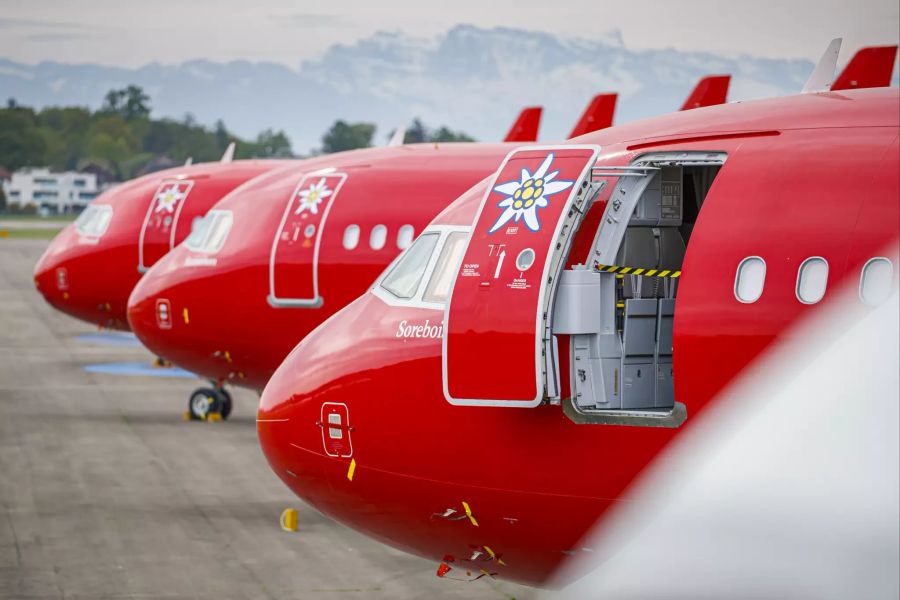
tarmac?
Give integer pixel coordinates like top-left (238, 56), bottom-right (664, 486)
top-left (0, 238), bottom-right (531, 600)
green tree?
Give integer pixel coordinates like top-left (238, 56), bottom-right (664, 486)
top-left (0, 91), bottom-right (298, 182)
top-left (430, 126), bottom-right (475, 143)
top-left (102, 85), bottom-right (150, 120)
top-left (403, 118), bottom-right (428, 144)
top-left (320, 120), bottom-right (376, 153)
top-left (0, 107), bottom-right (46, 170)
top-left (256, 129), bottom-right (293, 157)
top-left (399, 117), bottom-right (476, 144)
top-left (214, 119), bottom-right (230, 152)
top-left (37, 107), bottom-right (91, 170)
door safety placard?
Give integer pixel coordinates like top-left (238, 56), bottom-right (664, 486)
top-left (442, 145), bottom-right (600, 407)
top-left (139, 179), bottom-right (194, 271)
top-left (268, 172), bottom-right (347, 307)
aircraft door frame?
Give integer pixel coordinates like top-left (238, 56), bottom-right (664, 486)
top-left (268, 172), bottom-right (348, 308)
top-left (138, 179), bottom-right (194, 273)
top-left (442, 145), bottom-right (602, 407)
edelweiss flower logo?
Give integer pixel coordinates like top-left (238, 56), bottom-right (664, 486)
top-left (154, 184), bottom-right (188, 213)
top-left (295, 178), bottom-right (333, 215)
top-left (488, 153), bottom-right (574, 233)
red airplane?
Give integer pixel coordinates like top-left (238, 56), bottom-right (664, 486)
top-left (32, 107), bottom-right (549, 332)
top-left (126, 79), bottom-right (732, 419)
top-left (33, 157), bottom-right (289, 329)
top-left (255, 82), bottom-right (899, 588)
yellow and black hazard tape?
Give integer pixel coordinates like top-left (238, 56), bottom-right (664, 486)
top-left (595, 264), bottom-right (682, 278)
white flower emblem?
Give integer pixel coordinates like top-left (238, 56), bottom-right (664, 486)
top-left (154, 184), bottom-right (188, 213)
top-left (295, 178), bottom-right (333, 215)
top-left (488, 153), bottom-right (574, 234)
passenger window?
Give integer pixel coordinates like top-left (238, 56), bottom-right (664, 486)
top-left (734, 256), bottom-right (766, 303)
top-left (859, 257), bottom-right (893, 306)
top-left (423, 232), bottom-right (469, 304)
top-left (75, 204), bottom-right (113, 237)
top-left (380, 233), bottom-right (439, 299)
top-left (370, 224), bottom-right (387, 250)
top-left (796, 257), bottom-right (828, 304)
top-left (343, 224), bottom-right (360, 250)
top-left (397, 224), bottom-right (415, 249)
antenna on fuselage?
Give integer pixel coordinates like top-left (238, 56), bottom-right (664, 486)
top-left (184, 156), bottom-right (193, 166)
top-left (802, 38), bottom-right (843, 93)
top-left (387, 126), bottom-right (407, 147)
top-left (220, 142), bottom-right (236, 163)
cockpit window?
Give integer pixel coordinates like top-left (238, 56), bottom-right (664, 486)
top-left (184, 210), bottom-right (233, 254)
top-left (423, 231), bottom-right (468, 304)
top-left (380, 233), bottom-right (439, 299)
top-left (75, 204), bottom-right (113, 237)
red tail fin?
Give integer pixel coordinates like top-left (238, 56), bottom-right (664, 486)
top-left (831, 46), bottom-right (898, 90)
top-left (680, 75), bottom-right (731, 111)
top-left (503, 107), bottom-right (542, 142)
top-left (568, 93), bottom-right (618, 139)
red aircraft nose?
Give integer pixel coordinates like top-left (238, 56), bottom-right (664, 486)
top-left (127, 242), bottom-right (278, 389)
top-left (256, 292), bottom-right (599, 587)
top-left (257, 305), bottom-right (382, 534)
top-left (127, 254), bottom-right (201, 374)
top-left (34, 223), bottom-right (137, 329)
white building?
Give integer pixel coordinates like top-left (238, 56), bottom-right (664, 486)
top-left (2, 168), bottom-right (100, 214)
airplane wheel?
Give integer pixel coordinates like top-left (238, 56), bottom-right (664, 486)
top-left (188, 388), bottom-right (219, 420)
top-left (216, 388), bottom-right (233, 420)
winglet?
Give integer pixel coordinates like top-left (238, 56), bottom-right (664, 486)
top-left (802, 38), bottom-right (843, 93)
top-left (387, 126), bottom-right (407, 147)
top-left (220, 142), bottom-right (236, 163)
top-left (568, 94), bottom-right (618, 139)
top-left (503, 107), bottom-right (542, 142)
top-left (831, 45), bottom-right (898, 90)
top-left (680, 75), bottom-right (731, 111)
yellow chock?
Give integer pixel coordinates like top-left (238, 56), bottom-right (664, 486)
top-left (207, 412), bottom-right (222, 422)
top-left (280, 508), bottom-right (299, 532)
top-left (182, 411), bottom-right (192, 421)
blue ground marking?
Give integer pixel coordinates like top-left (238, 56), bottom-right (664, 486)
top-left (75, 332), bottom-right (142, 347)
top-left (83, 362), bottom-right (198, 379)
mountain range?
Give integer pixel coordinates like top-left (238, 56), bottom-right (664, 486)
top-left (0, 25), bottom-right (817, 152)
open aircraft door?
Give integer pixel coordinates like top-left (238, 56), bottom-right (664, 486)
top-left (138, 179), bottom-right (194, 272)
top-left (268, 172), bottom-right (347, 308)
top-left (442, 145), bottom-right (602, 407)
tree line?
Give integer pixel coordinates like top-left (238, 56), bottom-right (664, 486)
top-left (0, 85), bottom-right (476, 183)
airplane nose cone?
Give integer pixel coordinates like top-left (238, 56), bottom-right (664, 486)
top-left (33, 237), bottom-right (70, 307)
top-left (127, 250), bottom-right (250, 385)
top-left (33, 228), bottom-right (132, 329)
top-left (257, 340), bottom-right (340, 511)
top-left (127, 257), bottom-right (183, 361)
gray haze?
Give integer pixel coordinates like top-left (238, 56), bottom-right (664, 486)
top-left (0, 2), bottom-right (897, 151)
top-left (1, 0), bottom-right (898, 66)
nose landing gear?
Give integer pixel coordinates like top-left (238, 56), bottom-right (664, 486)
top-left (186, 384), bottom-right (233, 421)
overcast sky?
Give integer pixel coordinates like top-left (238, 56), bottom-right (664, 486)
top-left (1, 0), bottom-right (898, 68)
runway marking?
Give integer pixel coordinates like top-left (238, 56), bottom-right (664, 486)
top-left (83, 362), bottom-right (197, 379)
top-left (74, 332), bottom-right (141, 347)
